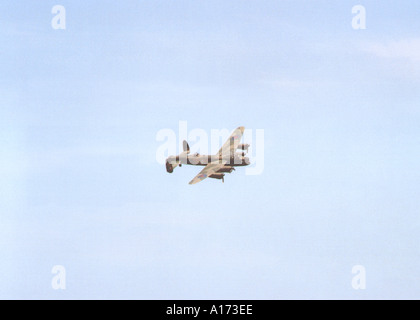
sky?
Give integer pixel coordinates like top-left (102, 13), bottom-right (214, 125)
top-left (1, 1), bottom-right (420, 299)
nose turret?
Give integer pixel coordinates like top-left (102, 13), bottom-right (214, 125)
top-left (166, 160), bottom-right (174, 173)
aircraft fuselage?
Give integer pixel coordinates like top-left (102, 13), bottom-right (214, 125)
top-left (166, 154), bottom-right (250, 173)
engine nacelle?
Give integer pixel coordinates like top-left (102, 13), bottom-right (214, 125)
top-left (217, 167), bottom-right (235, 173)
top-left (209, 173), bottom-right (225, 180)
top-left (237, 143), bottom-right (250, 151)
top-left (234, 152), bottom-right (246, 158)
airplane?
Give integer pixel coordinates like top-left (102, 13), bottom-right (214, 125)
top-left (165, 126), bottom-right (250, 184)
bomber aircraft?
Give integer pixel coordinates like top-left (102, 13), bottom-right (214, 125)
top-left (165, 126), bottom-right (250, 184)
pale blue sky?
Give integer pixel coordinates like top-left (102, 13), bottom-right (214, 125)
top-left (1, 1), bottom-right (420, 299)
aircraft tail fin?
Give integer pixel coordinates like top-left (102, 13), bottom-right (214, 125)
top-left (183, 140), bottom-right (190, 153)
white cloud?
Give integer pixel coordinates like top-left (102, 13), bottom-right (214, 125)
top-left (259, 78), bottom-right (315, 89)
top-left (26, 144), bottom-right (154, 174)
top-left (264, 79), bottom-right (310, 88)
top-left (363, 38), bottom-right (420, 63)
top-left (259, 78), bottom-right (333, 90)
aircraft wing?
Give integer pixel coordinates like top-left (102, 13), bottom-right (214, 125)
top-left (217, 126), bottom-right (245, 157)
top-left (189, 160), bottom-right (228, 185)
